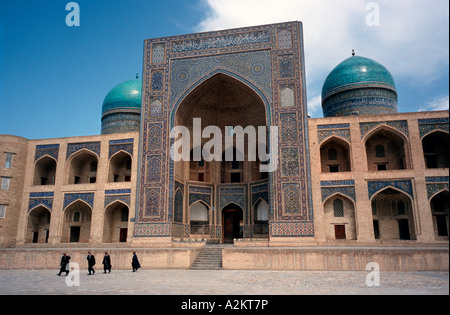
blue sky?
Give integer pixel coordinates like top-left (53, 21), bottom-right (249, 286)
top-left (0, 0), bottom-right (448, 139)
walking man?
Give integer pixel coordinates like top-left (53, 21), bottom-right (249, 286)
top-left (87, 251), bottom-right (96, 275)
top-left (102, 252), bottom-right (112, 273)
top-left (57, 253), bottom-right (71, 276)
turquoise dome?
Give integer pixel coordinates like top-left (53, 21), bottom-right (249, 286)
top-left (102, 79), bottom-right (142, 116)
top-left (321, 55), bottom-right (398, 117)
top-left (322, 56), bottom-right (396, 99)
top-left (101, 78), bottom-right (142, 135)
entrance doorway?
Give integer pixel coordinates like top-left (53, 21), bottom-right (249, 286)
top-left (222, 205), bottom-right (243, 243)
top-left (334, 225), bottom-right (346, 240)
top-left (398, 219), bottom-right (411, 240)
top-left (119, 228), bottom-right (128, 243)
top-left (70, 226), bottom-right (81, 242)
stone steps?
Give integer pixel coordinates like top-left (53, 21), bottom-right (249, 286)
top-left (190, 246), bottom-right (228, 270)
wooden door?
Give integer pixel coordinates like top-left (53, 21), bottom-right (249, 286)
top-left (334, 225), bottom-right (346, 240)
top-left (119, 228), bottom-right (128, 242)
top-left (223, 208), bottom-right (243, 243)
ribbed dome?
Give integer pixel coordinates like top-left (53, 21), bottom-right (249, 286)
top-left (102, 79), bottom-right (142, 117)
top-left (321, 55), bottom-right (398, 117)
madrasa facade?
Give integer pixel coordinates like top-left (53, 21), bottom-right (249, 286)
top-left (0, 22), bottom-right (448, 269)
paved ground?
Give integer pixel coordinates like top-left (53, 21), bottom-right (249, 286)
top-left (0, 269), bottom-right (448, 295)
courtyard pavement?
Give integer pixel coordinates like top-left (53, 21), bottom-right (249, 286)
top-left (0, 269), bottom-right (448, 296)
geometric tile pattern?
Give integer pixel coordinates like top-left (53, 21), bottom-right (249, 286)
top-left (270, 221), bottom-right (314, 237)
top-left (139, 22), bottom-right (313, 238)
top-left (418, 117), bottom-right (449, 139)
top-left (425, 176), bottom-right (449, 200)
top-left (360, 120), bottom-right (408, 139)
top-left (63, 192), bottom-right (95, 209)
top-left (28, 192), bottom-right (54, 212)
top-left (66, 142), bottom-right (101, 159)
top-left (35, 144), bottom-right (59, 161)
top-left (368, 180), bottom-right (414, 200)
top-left (169, 50), bottom-right (272, 111)
top-left (104, 195), bottom-right (131, 208)
top-left (321, 186), bottom-right (356, 203)
top-left (108, 139), bottom-right (134, 158)
top-left (318, 128), bottom-right (351, 144)
top-left (427, 183), bottom-right (449, 200)
top-left (134, 223), bottom-right (171, 237)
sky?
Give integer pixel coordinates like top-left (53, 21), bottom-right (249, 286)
top-left (0, 0), bottom-right (448, 140)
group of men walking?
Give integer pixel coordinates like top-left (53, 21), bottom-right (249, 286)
top-left (57, 251), bottom-right (141, 276)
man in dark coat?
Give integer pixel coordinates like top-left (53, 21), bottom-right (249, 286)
top-left (57, 253), bottom-right (71, 276)
top-left (102, 252), bottom-right (111, 273)
top-left (132, 252), bottom-right (140, 272)
top-left (87, 251), bottom-right (96, 275)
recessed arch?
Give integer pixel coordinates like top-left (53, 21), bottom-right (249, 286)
top-left (66, 149), bottom-right (99, 184)
top-left (108, 150), bottom-right (132, 182)
top-left (62, 200), bottom-right (93, 243)
top-left (33, 155), bottom-right (57, 186)
top-left (171, 70), bottom-right (271, 128)
top-left (323, 194), bottom-right (356, 240)
top-left (26, 206), bottom-right (51, 243)
top-left (422, 130), bottom-right (449, 169)
top-left (430, 190), bottom-right (449, 239)
top-left (421, 127), bottom-right (449, 140)
top-left (222, 203), bottom-right (244, 243)
top-left (370, 188), bottom-right (416, 241)
top-left (189, 200), bottom-right (210, 235)
top-left (322, 192), bottom-right (356, 206)
top-left (103, 201), bottom-right (129, 243)
top-left (364, 126), bottom-right (411, 171)
top-left (253, 198), bottom-right (269, 237)
top-left (319, 136), bottom-right (352, 173)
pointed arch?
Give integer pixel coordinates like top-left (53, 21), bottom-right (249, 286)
top-left (66, 149), bottom-right (99, 184)
top-left (422, 130), bottom-right (449, 169)
top-left (430, 190), bottom-right (449, 239)
top-left (33, 155), bottom-right (57, 186)
top-left (254, 198), bottom-right (269, 222)
top-left (319, 136), bottom-right (352, 173)
top-left (370, 187), bottom-right (416, 241)
top-left (322, 191), bottom-right (356, 206)
top-left (189, 200), bottom-right (210, 235)
top-left (103, 200), bottom-right (129, 243)
top-left (108, 150), bottom-right (132, 182)
top-left (171, 70), bottom-right (271, 128)
top-left (364, 125), bottom-right (411, 171)
top-left (323, 194), bottom-right (357, 240)
top-left (62, 199), bottom-right (93, 243)
top-left (26, 206), bottom-right (51, 243)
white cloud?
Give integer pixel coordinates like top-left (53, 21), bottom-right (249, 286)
top-left (307, 95), bottom-right (322, 117)
top-left (419, 95), bottom-right (449, 112)
top-left (196, 0), bottom-right (449, 114)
